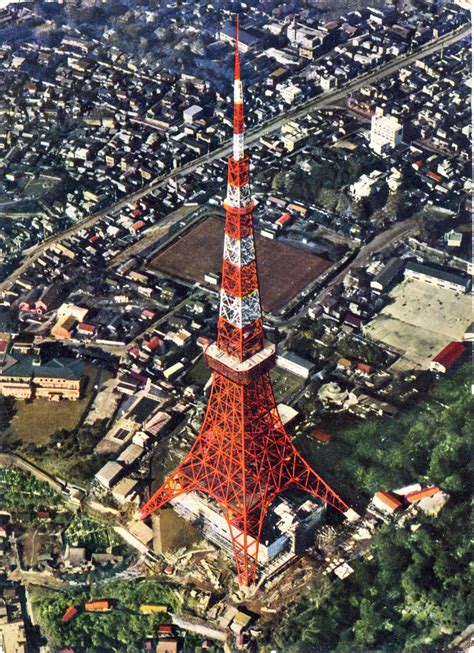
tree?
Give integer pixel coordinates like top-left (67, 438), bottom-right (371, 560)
top-left (270, 364), bottom-right (471, 652)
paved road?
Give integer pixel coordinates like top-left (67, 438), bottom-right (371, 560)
top-left (0, 23), bottom-right (469, 296)
top-left (273, 216), bottom-right (419, 330)
top-left (314, 216), bottom-right (419, 305)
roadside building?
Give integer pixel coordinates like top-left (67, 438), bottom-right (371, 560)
top-left (370, 258), bottom-right (405, 293)
top-left (277, 352), bottom-right (314, 379)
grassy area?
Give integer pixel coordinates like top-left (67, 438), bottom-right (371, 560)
top-left (10, 364), bottom-right (98, 445)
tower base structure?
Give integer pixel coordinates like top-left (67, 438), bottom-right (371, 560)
top-left (140, 340), bottom-right (354, 586)
top-left (167, 488), bottom-right (327, 578)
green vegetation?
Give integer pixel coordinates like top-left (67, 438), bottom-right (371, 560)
top-left (271, 363), bottom-right (472, 652)
top-left (270, 367), bottom-right (304, 403)
top-left (0, 467), bottom-right (63, 515)
top-left (0, 396), bottom-right (15, 432)
top-left (336, 334), bottom-right (390, 367)
top-left (64, 515), bottom-right (121, 552)
top-left (2, 419), bottom-right (108, 485)
top-left (271, 149), bottom-right (379, 210)
top-left (33, 580), bottom-right (183, 652)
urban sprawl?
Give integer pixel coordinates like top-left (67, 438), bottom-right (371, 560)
top-left (0, 1), bottom-right (471, 653)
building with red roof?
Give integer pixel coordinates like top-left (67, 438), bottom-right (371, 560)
top-left (310, 429), bottom-right (331, 444)
top-left (373, 491), bottom-right (402, 514)
top-left (406, 486), bottom-right (440, 503)
top-left (143, 336), bottom-right (163, 353)
top-left (130, 220), bottom-right (145, 233)
top-left (430, 341), bottom-right (465, 373)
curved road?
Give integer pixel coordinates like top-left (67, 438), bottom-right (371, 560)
top-left (0, 23), bottom-right (469, 295)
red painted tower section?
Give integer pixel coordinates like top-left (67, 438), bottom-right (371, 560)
top-left (140, 16), bottom-right (350, 586)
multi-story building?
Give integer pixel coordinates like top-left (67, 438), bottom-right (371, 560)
top-left (370, 108), bottom-right (403, 154)
top-left (0, 348), bottom-right (83, 400)
top-left (404, 262), bottom-right (471, 293)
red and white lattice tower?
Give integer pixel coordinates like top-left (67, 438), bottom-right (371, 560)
top-left (140, 16), bottom-right (351, 586)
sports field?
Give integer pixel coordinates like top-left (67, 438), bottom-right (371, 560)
top-left (148, 216), bottom-right (331, 314)
top-left (366, 279), bottom-right (472, 371)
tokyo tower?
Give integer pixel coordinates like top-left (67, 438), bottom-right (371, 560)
top-left (140, 16), bottom-right (351, 586)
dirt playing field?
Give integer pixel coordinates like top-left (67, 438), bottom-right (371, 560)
top-left (148, 216), bottom-right (331, 314)
top-left (366, 279), bottom-right (472, 372)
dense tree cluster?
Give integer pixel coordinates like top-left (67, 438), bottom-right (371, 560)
top-left (0, 467), bottom-right (63, 514)
top-left (271, 364), bottom-right (472, 652)
top-left (271, 150), bottom-right (379, 209)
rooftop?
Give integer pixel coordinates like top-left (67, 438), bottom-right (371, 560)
top-left (0, 353), bottom-right (83, 380)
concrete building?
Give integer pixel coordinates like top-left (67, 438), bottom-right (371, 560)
top-left (370, 108), bottom-right (403, 155)
top-left (218, 22), bottom-right (258, 53)
top-left (0, 351), bottom-right (83, 400)
top-left (404, 262), bottom-right (471, 293)
top-left (95, 461), bottom-right (123, 489)
top-left (349, 170), bottom-right (386, 200)
top-left (370, 258), bottom-right (405, 293)
top-left (111, 477), bottom-right (139, 505)
top-left (278, 82), bottom-right (302, 105)
top-left (276, 352), bottom-right (314, 379)
top-left (445, 230), bottom-right (463, 247)
top-left (117, 443), bottom-right (144, 466)
top-left (183, 105), bottom-right (203, 125)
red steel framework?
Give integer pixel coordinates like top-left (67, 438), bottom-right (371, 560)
top-left (140, 16), bottom-right (351, 586)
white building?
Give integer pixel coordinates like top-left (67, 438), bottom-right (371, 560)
top-left (370, 108), bottom-right (403, 155)
top-left (404, 262), bottom-right (471, 293)
top-left (277, 352), bottom-right (314, 379)
top-left (349, 170), bottom-right (385, 200)
top-left (445, 230), bottom-right (463, 248)
top-left (278, 82), bottom-right (302, 105)
top-left (183, 105), bottom-right (203, 125)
